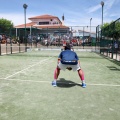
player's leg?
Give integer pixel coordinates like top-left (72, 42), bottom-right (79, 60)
top-left (52, 62), bottom-right (66, 87)
top-left (78, 69), bottom-right (86, 88)
top-left (52, 67), bottom-right (60, 87)
top-left (54, 67), bottom-right (60, 80)
top-left (72, 64), bottom-right (86, 88)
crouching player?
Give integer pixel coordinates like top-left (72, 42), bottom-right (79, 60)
top-left (52, 43), bottom-right (86, 88)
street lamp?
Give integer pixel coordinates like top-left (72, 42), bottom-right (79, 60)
top-left (23, 3), bottom-right (28, 52)
top-left (90, 18), bottom-right (92, 37)
top-left (83, 26), bottom-right (85, 49)
top-left (101, 1), bottom-right (104, 27)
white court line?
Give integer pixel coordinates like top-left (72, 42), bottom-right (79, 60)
top-left (0, 78), bottom-right (51, 83)
top-left (4, 57), bottom-right (51, 79)
top-left (87, 83), bottom-right (120, 87)
top-left (0, 78), bottom-right (120, 87)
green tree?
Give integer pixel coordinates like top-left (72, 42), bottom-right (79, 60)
top-left (102, 19), bottom-right (120, 38)
top-left (115, 21), bottom-right (120, 38)
top-left (102, 22), bottom-right (110, 29)
top-left (0, 18), bottom-right (14, 34)
top-left (101, 22), bottom-right (110, 37)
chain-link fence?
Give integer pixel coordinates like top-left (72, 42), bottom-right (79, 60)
top-left (0, 28), bottom-right (25, 55)
top-left (0, 26), bottom-right (97, 55)
top-left (96, 18), bottom-right (120, 61)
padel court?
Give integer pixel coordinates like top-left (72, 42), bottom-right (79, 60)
top-left (0, 50), bottom-right (120, 120)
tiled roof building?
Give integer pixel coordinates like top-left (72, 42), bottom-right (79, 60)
top-left (15, 14), bottom-right (69, 30)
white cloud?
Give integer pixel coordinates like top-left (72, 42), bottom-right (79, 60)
top-left (102, 0), bottom-right (116, 17)
top-left (0, 10), bottom-right (116, 31)
top-left (104, 0), bottom-right (115, 11)
top-left (109, 13), bottom-right (120, 17)
top-left (65, 17), bottom-right (101, 28)
top-left (87, 0), bottom-right (116, 14)
top-left (87, 5), bottom-right (101, 13)
top-left (0, 13), bottom-right (34, 26)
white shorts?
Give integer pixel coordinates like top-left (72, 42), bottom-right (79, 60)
top-left (58, 62), bottom-right (81, 71)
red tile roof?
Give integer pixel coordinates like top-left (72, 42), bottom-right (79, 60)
top-left (28, 14), bottom-right (62, 24)
top-left (15, 23), bottom-right (69, 29)
top-left (35, 25), bottom-right (69, 29)
top-left (15, 14), bottom-right (68, 29)
top-left (28, 14), bottom-right (58, 19)
top-left (15, 22), bottom-right (35, 28)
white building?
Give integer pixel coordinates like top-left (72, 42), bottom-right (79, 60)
top-left (15, 14), bottom-right (69, 36)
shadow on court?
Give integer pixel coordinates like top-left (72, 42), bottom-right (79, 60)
top-left (57, 78), bottom-right (81, 88)
top-left (98, 53), bottom-right (120, 66)
top-left (107, 66), bottom-right (120, 71)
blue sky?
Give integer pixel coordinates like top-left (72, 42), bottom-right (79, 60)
top-left (0, 0), bottom-right (120, 26)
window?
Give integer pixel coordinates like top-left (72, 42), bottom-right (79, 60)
top-left (39, 22), bottom-right (49, 25)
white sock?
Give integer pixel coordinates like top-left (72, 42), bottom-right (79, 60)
top-left (82, 80), bottom-right (85, 83)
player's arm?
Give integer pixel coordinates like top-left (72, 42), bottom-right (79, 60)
top-left (75, 53), bottom-right (81, 66)
top-left (57, 58), bottom-right (61, 64)
top-left (77, 60), bottom-right (81, 67)
top-left (58, 52), bottom-right (62, 64)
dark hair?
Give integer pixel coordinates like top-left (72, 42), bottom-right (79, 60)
top-left (65, 43), bottom-right (71, 50)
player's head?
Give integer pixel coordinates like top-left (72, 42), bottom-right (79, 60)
top-left (62, 43), bottom-right (66, 51)
top-left (63, 43), bottom-right (66, 47)
top-left (65, 43), bottom-right (71, 50)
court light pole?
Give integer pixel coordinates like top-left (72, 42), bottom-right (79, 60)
top-left (90, 18), bottom-right (92, 37)
top-left (100, 1), bottom-right (104, 54)
top-left (101, 1), bottom-right (104, 27)
top-left (23, 3), bottom-right (28, 52)
top-left (83, 26), bottom-right (84, 49)
top-left (90, 18), bottom-right (92, 46)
